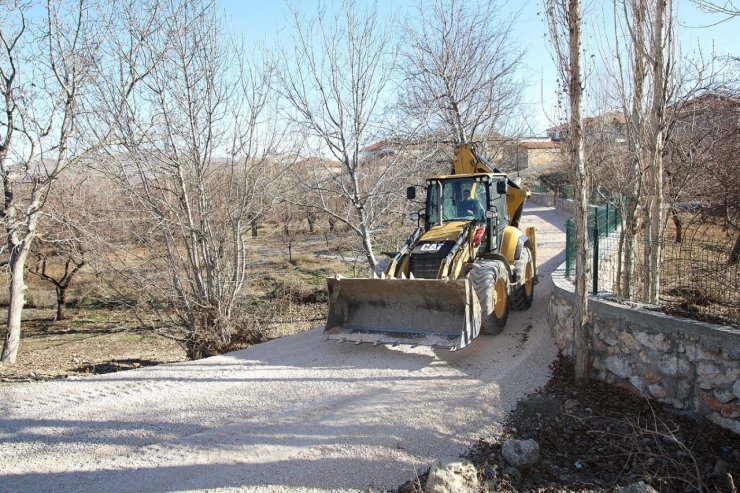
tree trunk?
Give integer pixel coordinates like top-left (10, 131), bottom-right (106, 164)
top-left (568, 0), bottom-right (591, 386)
top-left (361, 221), bottom-right (377, 269)
top-left (620, 196), bottom-right (640, 298)
top-left (1, 247), bottom-right (30, 363)
top-left (56, 286), bottom-right (67, 321)
top-left (671, 208), bottom-right (682, 243)
top-left (647, 0), bottom-right (669, 304)
top-left (729, 230), bottom-right (740, 265)
top-left (623, 0), bottom-right (647, 301)
top-left (307, 213), bottom-right (316, 234)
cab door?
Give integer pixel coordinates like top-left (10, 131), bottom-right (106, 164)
top-left (486, 179), bottom-right (509, 254)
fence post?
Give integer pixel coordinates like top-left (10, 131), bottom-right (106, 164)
top-left (613, 204), bottom-right (619, 232)
top-left (593, 216), bottom-right (599, 295)
top-left (565, 219), bottom-right (572, 277)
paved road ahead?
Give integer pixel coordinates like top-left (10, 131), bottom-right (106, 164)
top-left (0, 205), bottom-right (570, 493)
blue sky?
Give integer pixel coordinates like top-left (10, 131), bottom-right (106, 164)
top-left (220, 0), bottom-right (740, 134)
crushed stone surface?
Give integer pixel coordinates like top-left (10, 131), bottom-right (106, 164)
top-left (0, 205), bottom-right (569, 492)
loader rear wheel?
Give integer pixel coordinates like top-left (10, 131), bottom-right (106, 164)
top-left (468, 260), bottom-right (510, 335)
top-left (510, 246), bottom-right (535, 310)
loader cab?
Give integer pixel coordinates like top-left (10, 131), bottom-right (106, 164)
top-left (425, 175), bottom-right (509, 254)
top-left (426, 177), bottom-right (484, 225)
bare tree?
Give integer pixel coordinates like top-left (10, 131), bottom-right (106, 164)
top-left (274, 0), bottom-right (409, 269)
top-left (0, 0), bottom-right (150, 363)
top-left (608, 0), bottom-right (649, 299)
top-left (598, 0), bottom-right (676, 302)
top-left (29, 176), bottom-right (99, 321)
top-left (398, 0), bottom-right (527, 146)
top-left (642, 0), bottom-right (673, 302)
top-left (546, 0), bottom-right (592, 385)
top-left (99, 0), bottom-right (282, 359)
top-left (692, 0), bottom-right (740, 16)
top-left (666, 93), bottom-right (740, 261)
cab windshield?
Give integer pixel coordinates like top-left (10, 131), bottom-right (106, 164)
top-left (426, 178), bottom-right (487, 225)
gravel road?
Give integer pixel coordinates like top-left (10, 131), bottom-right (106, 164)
top-left (0, 205), bottom-right (570, 493)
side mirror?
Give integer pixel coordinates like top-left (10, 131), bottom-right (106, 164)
top-left (496, 181), bottom-right (507, 195)
top-left (406, 186), bottom-right (416, 200)
top-left (410, 212), bottom-right (419, 221)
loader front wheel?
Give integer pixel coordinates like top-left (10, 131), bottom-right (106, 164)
top-left (510, 246), bottom-right (535, 310)
top-left (469, 260), bottom-right (509, 335)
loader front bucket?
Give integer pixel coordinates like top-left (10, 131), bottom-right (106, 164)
top-left (324, 277), bottom-right (480, 350)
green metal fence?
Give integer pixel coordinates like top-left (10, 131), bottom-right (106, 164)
top-left (529, 182), bottom-right (605, 204)
top-left (529, 183), bottom-right (552, 194)
top-left (558, 185), bottom-right (574, 199)
top-left (565, 202), bottom-right (622, 295)
top-left (562, 193), bottom-right (738, 328)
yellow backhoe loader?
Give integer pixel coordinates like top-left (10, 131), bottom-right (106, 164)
top-left (324, 143), bottom-right (537, 350)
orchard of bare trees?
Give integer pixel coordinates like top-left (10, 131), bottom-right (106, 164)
top-left (1, 0), bottom-right (738, 365)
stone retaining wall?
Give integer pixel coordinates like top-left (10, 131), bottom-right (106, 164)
top-left (528, 191), bottom-right (575, 214)
top-left (548, 266), bottom-right (740, 435)
top-left (528, 191), bottom-right (554, 207)
top-left (555, 197), bottom-right (575, 214)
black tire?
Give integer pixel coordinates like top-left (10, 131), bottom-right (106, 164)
top-left (510, 246), bottom-right (535, 310)
top-left (468, 260), bottom-right (510, 335)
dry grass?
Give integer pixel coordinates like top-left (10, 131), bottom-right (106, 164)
top-left (658, 215), bottom-right (739, 328)
top-left (0, 306), bottom-right (186, 382)
top-left (595, 213), bottom-right (739, 329)
top-left (0, 228), bottom-right (379, 380)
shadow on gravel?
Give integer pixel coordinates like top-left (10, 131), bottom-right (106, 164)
top-left (0, 458), bottom-right (410, 493)
top-left (37, 335), bottom-right (440, 382)
top-left (72, 359), bottom-right (163, 374)
top-left (0, 417), bottom-right (206, 448)
top-left (1, 386), bottom-right (478, 492)
top-left (537, 249), bottom-right (567, 279)
top-left (523, 205), bottom-right (569, 233)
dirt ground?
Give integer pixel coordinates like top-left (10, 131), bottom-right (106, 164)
top-left (396, 354), bottom-right (740, 493)
top-left (0, 307), bottom-right (188, 383)
top-left (0, 294), bottom-right (329, 384)
top-left (0, 228), bottom-right (338, 384)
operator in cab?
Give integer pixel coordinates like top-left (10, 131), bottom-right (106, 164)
top-left (459, 189), bottom-right (484, 220)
